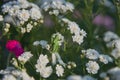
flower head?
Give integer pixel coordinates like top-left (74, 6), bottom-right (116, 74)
top-left (6, 40), bottom-right (24, 57)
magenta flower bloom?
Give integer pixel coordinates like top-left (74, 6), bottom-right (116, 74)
top-left (6, 40), bottom-right (24, 57)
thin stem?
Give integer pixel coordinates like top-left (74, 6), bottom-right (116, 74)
top-left (6, 53), bottom-right (11, 67)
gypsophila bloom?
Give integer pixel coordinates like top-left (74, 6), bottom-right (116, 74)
top-left (56, 64), bottom-right (64, 77)
top-left (30, 8), bottom-right (42, 20)
top-left (35, 54), bottom-right (53, 78)
top-left (113, 39), bottom-right (120, 51)
top-left (39, 40), bottom-right (48, 49)
top-left (33, 41), bottom-right (40, 46)
top-left (82, 49), bottom-right (99, 60)
top-left (2, 74), bottom-right (16, 80)
top-left (0, 67), bottom-right (34, 80)
top-left (107, 67), bottom-right (120, 80)
top-left (86, 61), bottom-right (100, 74)
top-left (99, 54), bottom-right (113, 64)
top-left (41, 0), bottom-right (74, 15)
top-left (11, 58), bottom-right (18, 67)
top-left (111, 49), bottom-right (120, 59)
top-left (83, 75), bottom-right (96, 80)
top-left (17, 9), bottom-right (30, 22)
top-left (104, 31), bottom-right (119, 42)
top-left (21, 27), bottom-right (26, 34)
top-left (0, 15), bottom-right (3, 21)
top-left (67, 61), bottom-right (76, 69)
top-left (26, 23), bottom-right (33, 33)
top-left (62, 18), bottom-right (86, 45)
top-left (67, 75), bottom-right (82, 80)
top-left (18, 51), bottom-right (33, 63)
top-left (35, 54), bottom-right (49, 67)
top-left (67, 22), bottom-right (80, 34)
top-left (38, 66), bottom-right (53, 78)
top-left (1, 0), bottom-right (43, 28)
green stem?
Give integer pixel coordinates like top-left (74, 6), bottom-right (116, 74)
top-left (7, 53), bottom-right (11, 67)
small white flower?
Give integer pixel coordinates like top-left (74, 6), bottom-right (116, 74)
top-left (99, 54), bottom-right (113, 64)
top-left (5, 23), bottom-right (10, 28)
top-left (0, 15), bottom-right (3, 21)
top-left (21, 27), bottom-right (26, 34)
top-left (39, 66), bottom-right (53, 78)
top-left (67, 61), bottom-right (76, 69)
top-left (83, 49), bottom-right (99, 60)
top-left (18, 51), bottom-right (33, 63)
top-left (86, 61), bottom-right (100, 74)
top-left (56, 64), bottom-right (64, 77)
top-left (4, 28), bottom-right (9, 33)
top-left (11, 58), bottom-right (18, 67)
top-left (62, 18), bottom-right (70, 23)
top-left (65, 2), bottom-right (74, 12)
top-left (26, 23), bottom-right (33, 33)
top-left (30, 8), bottom-right (42, 20)
top-left (107, 67), bottom-right (120, 80)
top-left (33, 41), bottom-right (40, 46)
top-left (104, 31), bottom-right (119, 42)
top-left (3, 74), bottom-right (16, 80)
top-left (67, 75), bottom-right (82, 80)
top-left (114, 39), bottom-right (120, 51)
top-left (68, 22), bottom-right (80, 34)
top-left (17, 9), bottom-right (30, 22)
top-left (111, 49), bottom-right (120, 59)
top-left (35, 54), bottom-right (52, 78)
top-left (39, 40), bottom-right (48, 49)
top-left (36, 54), bottom-right (49, 68)
top-left (72, 34), bottom-right (84, 45)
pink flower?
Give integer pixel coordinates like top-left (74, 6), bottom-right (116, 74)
top-left (93, 14), bottom-right (115, 30)
top-left (6, 40), bottom-right (24, 57)
top-left (93, 15), bottom-right (104, 26)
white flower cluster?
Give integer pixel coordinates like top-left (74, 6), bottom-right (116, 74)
top-left (33, 40), bottom-right (50, 50)
top-left (104, 31), bottom-right (120, 59)
top-left (35, 54), bottom-right (53, 78)
top-left (52, 32), bottom-right (64, 46)
top-left (104, 31), bottom-right (119, 47)
top-left (35, 54), bottom-right (65, 78)
top-left (82, 48), bottom-right (113, 74)
top-left (62, 18), bottom-right (86, 45)
top-left (67, 75), bottom-right (96, 80)
top-left (0, 67), bottom-right (34, 80)
top-left (99, 54), bottom-right (113, 64)
top-left (1, 0), bottom-right (43, 33)
top-left (56, 64), bottom-right (64, 77)
top-left (82, 49), bottom-right (100, 60)
top-left (18, 51), bottom-right (33, 63)
top-left (86, 61), bottom-right (100, 74)
top-left (4, 23), bottom-right (11, 33)
top-left (107, 67), bottom-right (120, 80)
top-left (40, 0), bottom-right (74, 16)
